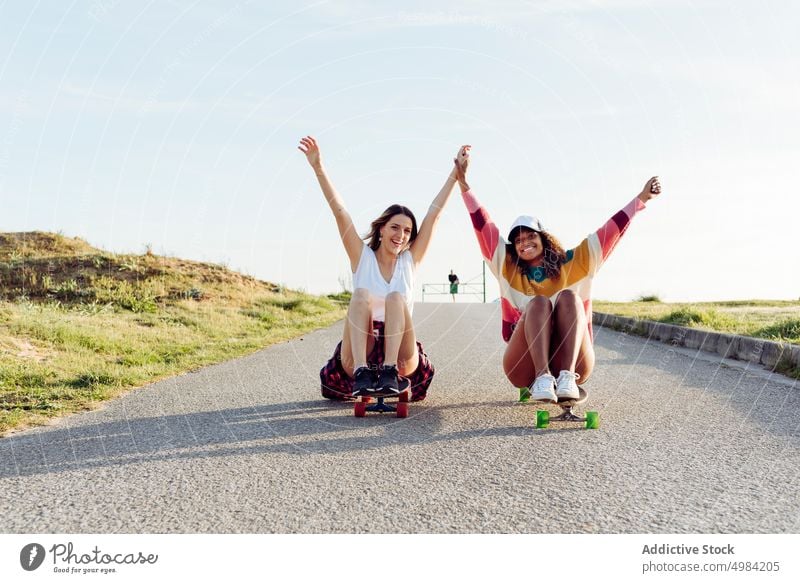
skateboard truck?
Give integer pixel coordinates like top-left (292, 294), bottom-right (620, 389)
top-left (551, 404), bottom-right (584, 423)
top-left (518, 386), bottom-right (600, 429)
top-left (354, 393), bottom-right (409, 418)
top-left (354, 378), bottom-right (411, 418)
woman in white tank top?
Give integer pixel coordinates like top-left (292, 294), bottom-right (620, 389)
top-left (298, 136), bottom-right (470, 398)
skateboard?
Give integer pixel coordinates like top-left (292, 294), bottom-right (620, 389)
top-left (354, 377), bottom-right (411, 418)
top-left (518, 386), bottom-right (599, 429)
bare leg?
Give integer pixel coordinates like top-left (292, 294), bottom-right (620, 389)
top-left (339, 288), bottom-right (375, 376)
top-left (503, 315), bottom-right (536, 387)
top-left (550, 290), bottom-right (595, 382)
top-left (551, 290), bottom-right (583, 372)
top-left (523, 295), bottom-right (554, 377)
top-left (503, 296), bottom-right (554, 387)
top-left (383, 292), bottom-right (420, 375)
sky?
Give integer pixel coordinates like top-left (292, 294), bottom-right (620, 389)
top-left (1, 0), bottom-right (798, 302)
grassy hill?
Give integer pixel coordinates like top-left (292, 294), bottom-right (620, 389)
top-left (0, 232), bottom-right (347, 436)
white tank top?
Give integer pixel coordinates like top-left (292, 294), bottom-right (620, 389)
top-left (352, 244), bottom-right (415, 322)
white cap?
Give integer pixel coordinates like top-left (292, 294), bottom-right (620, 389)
top-left (508, 215), bottom-right (546, 240)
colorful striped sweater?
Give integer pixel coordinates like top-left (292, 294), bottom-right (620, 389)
top-left (461, 189), bottom-right (646, 342)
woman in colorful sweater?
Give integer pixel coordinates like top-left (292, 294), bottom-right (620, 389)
top-left (299, 136), bottom-right (470, 400)
top-left (454, 150), bottom-right (661, 402)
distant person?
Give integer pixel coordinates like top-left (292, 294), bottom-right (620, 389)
top-left (448, 270), bottom-right (460, 302)
top-left (453, 146), bottom-right (661, 402)
top-left (299, 136), bottom-right (470, 401)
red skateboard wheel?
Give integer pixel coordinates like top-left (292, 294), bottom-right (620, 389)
top-left (396, 402), bottom-right (408, 418)
top-left (354, 401), bottom-right (367, 417)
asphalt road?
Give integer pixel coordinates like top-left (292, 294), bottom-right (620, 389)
top-left (1, 304), bottom-right (798, 533)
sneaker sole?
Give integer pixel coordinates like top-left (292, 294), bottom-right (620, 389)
top-left (531, 394), bottom-right (557, 403)
top-left (367, 388), bottom-right (402, 397)
top-left (555, 391), bottom-right (580, 400)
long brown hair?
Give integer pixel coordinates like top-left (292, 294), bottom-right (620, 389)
top-left (364, 205), bottom-right (418, 251)
top-left (506, 227), bottom-right (567, 280)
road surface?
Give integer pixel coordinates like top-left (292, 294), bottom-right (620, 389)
top-left (1, 304), bottom-right (798, 533)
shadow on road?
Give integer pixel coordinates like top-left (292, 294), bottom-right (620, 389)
top-left (593, 329), bottom-right (800, 441)
top-left (0, 397), bottom-right (578, 478)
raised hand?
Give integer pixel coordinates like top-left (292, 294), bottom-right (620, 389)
top-left (298, 136), bottom-right (322, 170)
top-left (638, 176), bottom-right (661, 203)
top-left (453, 144), bottom-right (471, 191)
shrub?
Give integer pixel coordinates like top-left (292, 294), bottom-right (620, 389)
top-left (92, 277), bottom-right (158, 313)
top-left (755, 319), bottom-right (800, 343)
top-left (327, 291), bottom-right (352, 304)
top-left (636, 294), bottom-right (661, 302)
top-left (659, 308), bottom-right (736, 330)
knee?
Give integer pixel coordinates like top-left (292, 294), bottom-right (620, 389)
top-left (349, 288), bottom-right (372, 309)
top-left (555, 289), bottom-right (581, 312)
top-left (385, 291), bottom-right (404, 306)
top-left (524, 295), bottom-right (552, 317)
top-left (384, 292), bottom-right (408, 325)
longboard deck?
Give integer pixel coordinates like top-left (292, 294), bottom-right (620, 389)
top-left (555, 386), bottom-right (588, 407)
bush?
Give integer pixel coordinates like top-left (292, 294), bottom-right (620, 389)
top-left (636, 294), bottom-right (661, 302)
top-left (755, 319), bottom-right (800, 343)
top-left (92, 277), bottom-right (158, 313)
top-left (327, 291), bottom-right (352, 304)
top-left (659, 308), bottom-right (736, 330)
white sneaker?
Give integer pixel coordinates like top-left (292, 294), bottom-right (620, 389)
top-left (555, 370), bottom-right (581, 400)
top-left (530, 373), bottom-right (557, 402)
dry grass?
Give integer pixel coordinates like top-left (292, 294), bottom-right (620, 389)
top-left (0, 232), bottom-right (346, 435)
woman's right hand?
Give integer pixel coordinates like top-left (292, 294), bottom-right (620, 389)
top-left (453, 144), bottom-right (471, 190)
top-left (298, 136), bottom-right (322, 170)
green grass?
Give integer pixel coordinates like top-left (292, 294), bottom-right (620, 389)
top-left (594, 300), bottom-right (800, 345)
top-left (0, 232), bottom-right (347, 435)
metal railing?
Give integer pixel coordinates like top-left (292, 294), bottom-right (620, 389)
top-left (421, 282), bottom-right (485, 302)
top-left (421, 264), bottom-right (487, 302)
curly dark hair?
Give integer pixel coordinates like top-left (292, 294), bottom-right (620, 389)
top-left (364, 204), bottom-right (418, 251)
top-left (506, 227), bottom-right (567, 280)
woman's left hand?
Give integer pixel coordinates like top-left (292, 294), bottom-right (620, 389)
top-left (453, 145), bottom-right (471, 190)
top-left (638, 176), bottom-right (661, 203)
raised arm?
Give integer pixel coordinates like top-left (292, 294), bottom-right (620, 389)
top-left (455, 151), bottom-right (504, 276)
top-left (298, 136), bottom-right (363, 271)
top-left (592, 176), bottom-right (661, 267)
top-left (409, 145), bottom-right (470, 265)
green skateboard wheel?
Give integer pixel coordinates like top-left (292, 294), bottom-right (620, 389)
top-left (585, 411), bottom-right (600, 429)
top-left (536, 410), bottom-right (549, 429)
top-left (519, 387), bottom-right (531, 403)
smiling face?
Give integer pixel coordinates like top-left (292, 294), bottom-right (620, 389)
top-left (379, 214), bottom-right (414, 255)
top-left (513, 227), bottom-right (544, 264)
